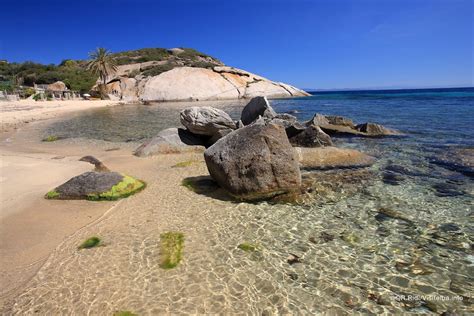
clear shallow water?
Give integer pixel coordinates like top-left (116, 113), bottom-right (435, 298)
top-left (25, 88), bottom-right (474, 314)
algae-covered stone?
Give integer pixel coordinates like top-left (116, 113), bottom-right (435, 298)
top-left (159, 232), bottom-right (184, 269)
top-left (237, 242), bottom-right (259, 252)
top-left (78, 236), bottom-right (102, 249)
top-left (42, 135), bottom-right (60, 142)
top-left (45, 172), bottom-right (145, 200)
top-left (113, 311), bottom-right (138, 316)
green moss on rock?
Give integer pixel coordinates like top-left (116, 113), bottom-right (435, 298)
top-left (238, 242), bottom-right (260, 252)
top-left (42, 135), bottom-right (59, 142)
top-left (113, 311), bottom-right (138, 316)
top-left (172, 160), bottom-right (196, 168)
top-left (45, 190), bottom-right (60, 199)
top-left (86, 175), bottom-right (146, 201)
top-left (78, 236), bottom-right (101, 249)
top-left (159, 232), bottom-right (184, 269)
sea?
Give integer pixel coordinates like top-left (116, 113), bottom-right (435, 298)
top-left (38, 87), bottom-right (474, 314)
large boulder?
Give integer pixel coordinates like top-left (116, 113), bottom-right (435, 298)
top-left (289, 125), bottom-right (333, 147)
top-left (180, 107), bottom-right (236, 136)
top-left (240, 96), bottom-right (277, 125)
top-left (134, 128), bottom-right (206, 157)
top-left (45, 171), bottom-right (145, 200)
top-left (295, 147), bottom-right (375, 170)
top-left (204, 123), bottom-right (301, 200)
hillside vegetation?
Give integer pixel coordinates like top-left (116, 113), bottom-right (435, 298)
top-left (0, 48), bottom-right (222, 94)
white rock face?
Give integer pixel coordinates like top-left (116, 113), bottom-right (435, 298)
top-left (243, 80), bottom-right (290, 99)
top-left (101, 64), bottom-right (310, 102)
top-left (141, 67), bottom-right (239, 101)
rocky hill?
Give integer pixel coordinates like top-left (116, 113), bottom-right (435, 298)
top-left (100, 48), bottom-right (310, 102)
top-left (1, 47), bottom-right (310, 102)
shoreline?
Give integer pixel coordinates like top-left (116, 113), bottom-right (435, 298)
top-left (0, 100), bottom-right (122, 307)
top-left (0, 99), bottom-right (122, 134)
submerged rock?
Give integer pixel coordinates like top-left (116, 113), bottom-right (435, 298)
top-left (204, 123), bottom-right (301, 200)
top-left (45, 171), bottom-right (145, 200)
top-left (382, 171), bottom-right (405, 185)
top-left (432, 182), bottom-right (465, 197)
top-left (295, 147), bottom-right (375, 170)
top-left (289, 125), bottom-right (333, 147)
top-left (134, 128), bottom-right (206, 157)
top-left (240, 96), bottom-right (277, 125)
top-left (430, 147), bottom-right (474, 178)
top-left (180, 106), bottom-right (236, 136)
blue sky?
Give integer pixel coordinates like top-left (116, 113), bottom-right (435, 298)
top-left (1, 0), bottom-right (472, 89)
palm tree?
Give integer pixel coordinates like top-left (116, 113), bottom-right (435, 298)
top-left (87, 48), bottom-right (117, 99)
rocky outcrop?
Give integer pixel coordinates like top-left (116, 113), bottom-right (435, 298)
top-left (102, 63), bottom-right (309, 102)
top-left (180, 106), bottom-right (236, 136)
top-left (141, 67), bottom-right (239, 101)
top-left (204, 123), bottom-right (301, 200)
top-left (295, 147), bottom-right (375, 170)
top-left (307, 113), bottom-right (402, 137)
top-left (240, 96), bottom-right (276, 125)
top-left (134, 128), bottom-right (206, 157)
top-left (289, 125), bottom-right (333, 147)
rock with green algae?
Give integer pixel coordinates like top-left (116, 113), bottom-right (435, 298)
top-left (113, 311), bottom-right (138, 316)
top-left (172, 160), bottom-right (197, 168)
top-left (42, 135), bottom-right (60, 142)
top-left (237, 242), bottom-right (260, 252)
top-left (159, 232), bottom-right (184, 269)
top-left (78, 236), bottom-right (102, 249)
top-left (45, 172), bottom-right (145, 200)
top-left (341, 231), bottom-right (360, 245)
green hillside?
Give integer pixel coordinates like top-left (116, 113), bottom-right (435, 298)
top-left (0, 48), bottom-right (222, 94)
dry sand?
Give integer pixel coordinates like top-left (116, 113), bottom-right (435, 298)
top-left (0, 99), bottom-right (121, 133)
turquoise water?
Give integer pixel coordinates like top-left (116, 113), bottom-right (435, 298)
top-left (37, 88), bottom-right (473, 314)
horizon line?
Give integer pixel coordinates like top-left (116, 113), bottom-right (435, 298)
top-left (304, 85), bottom-right (474, 92)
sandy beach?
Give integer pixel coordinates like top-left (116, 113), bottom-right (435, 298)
top-left (0, 99), bottom-right (121, 133)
